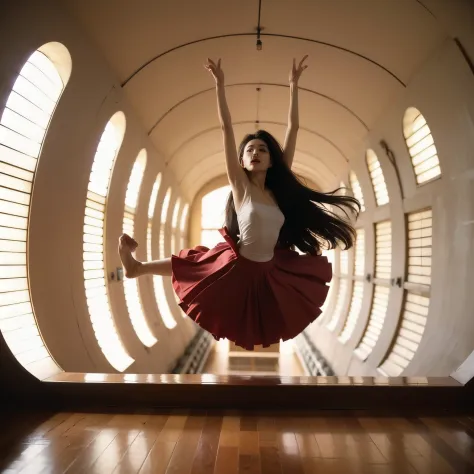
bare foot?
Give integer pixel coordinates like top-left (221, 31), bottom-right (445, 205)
top-left (118, 234), bottom-right (142, 278)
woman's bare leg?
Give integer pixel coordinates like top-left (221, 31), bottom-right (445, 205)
top-left (118, 243), bottom-right (172, 278)
top-left (137, 258), bottom-right (173, 277)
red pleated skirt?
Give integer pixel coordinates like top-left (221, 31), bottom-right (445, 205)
top-left (171, 227), bottom-right (332, 350)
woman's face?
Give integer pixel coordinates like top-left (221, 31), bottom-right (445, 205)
top-left (241, 139), bottom-right (272, 171)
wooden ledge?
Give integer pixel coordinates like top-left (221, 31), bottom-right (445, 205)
top-left (24, 372), bottom-right (471, 413)
top-left (44, 373), bottom-right (463, 387)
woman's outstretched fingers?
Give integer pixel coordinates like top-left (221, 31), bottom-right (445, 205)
top-left (297, 55), bottom-right (309, 73)
top-left (290, 55), bottom-right (309, 83)
top-left (204, 57), bottom-right (224, 84)
top-left (299, 54), bottom-right (309, 67)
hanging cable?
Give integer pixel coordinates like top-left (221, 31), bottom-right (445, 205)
top-left (256, 0), bottom-right (263, 51)
top-left (255, 87), bottom-right (261, 130)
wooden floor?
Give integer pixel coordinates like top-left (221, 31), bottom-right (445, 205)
top-left (1, 411), bottom-right (474, 474)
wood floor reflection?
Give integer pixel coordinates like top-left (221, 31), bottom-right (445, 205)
top-left (1, 411), bottom-right (473, 473)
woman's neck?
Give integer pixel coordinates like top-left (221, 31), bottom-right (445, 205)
top-left (249, 172), bottom-right (267, 191)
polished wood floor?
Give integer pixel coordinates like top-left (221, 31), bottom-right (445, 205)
top-left (1, 411), bottom-right (474, 474)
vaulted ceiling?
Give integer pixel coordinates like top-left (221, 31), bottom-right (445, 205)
top-left (65, 0), bottom-right (447, 200)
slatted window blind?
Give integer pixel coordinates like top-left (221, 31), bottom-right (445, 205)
top-left (339, 249), bottom-right (349, 276)
top-left (406, 209), bottom-right (432, 286)
top-left (122, 150), bottom-right (156, 347)
top-left (366, 149), bottom-right (389, 206)
top-left (326, 246), bottom-right (350, 332)
top-left (354, 229), bottom-right (365, 277)
top-left (379, 293), bottom-right (429, 376)
top-left (375, 221), bottom-right (392, 279)
top-left (319, 249), bottom-right (335, 319)
top-left (83, 113), bottom-right (133, 372)
top-left (0, 49), bottom-right (67, 378)
top-left (403, 108), bottom-right (441, 185)
top-left (146, 173), bottom-right (161, 261)
top-left (171, 198), bottom-right (185, 308)
top-left (153, 188), bottom-right (176, 329)
top-left (354, 222), bottom-right (392, 361)
top-left (354, 285), bottom-right (390, 361)
top-left (349, 171), bottom-right (365, 212)
top-left (379, 209), bottom-right (432, 376)
top-left (339, 281), bottom-right (364, 344)
top-left (326, 278), bottom-right (348, 332)
top-left (339, 229), bottom-right (365, 343)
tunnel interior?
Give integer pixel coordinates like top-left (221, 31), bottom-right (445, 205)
top-left (0, 0), bottom-right (474, 390)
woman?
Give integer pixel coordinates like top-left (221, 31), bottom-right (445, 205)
top-left (119, 56), bottom-right (360, 350)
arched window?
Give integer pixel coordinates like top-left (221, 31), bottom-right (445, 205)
top-left (179, 204), bottom-right (189, 250)
top-left (0, 43), bottom-right (71, 379)
top-left (153, 187), bottom-right (176, 329)
top-left (146, 173), bottom-right (162, 262)
top-left (318, 249), bottom-right (335, 320)
top-left (338, 180), bottom-right (347, 196)
top-left (379, 209), bottom-right (432, 376)
top-left (171, 197), bottom-right (181, 256)
top-left (201, 186), bottom-right (230, 248)
top-left (349, 171), bottom-right (365, 212)
top-left (403, 107), bottom-right (441, 185)
top-left (339, 229), bottom-right (365, 344)
top-left (83, 111), bottom-right (133, 372)
top-left (122, 149), bottom-right (156, 347)
top-left (366, 149), bottom-right (389, 206)
top-left (354, 221), bottom-right (392, 361)
top-left (326, 247), bottom-right (350, 332)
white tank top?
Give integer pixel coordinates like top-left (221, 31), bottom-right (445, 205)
top-left (236, 186), bottom-right (285, 262)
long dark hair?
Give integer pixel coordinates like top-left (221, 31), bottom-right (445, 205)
top-left (224, 130), bottom-right (361, 255)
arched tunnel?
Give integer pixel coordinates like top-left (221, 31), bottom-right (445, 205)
top-left (1, 0), bottom-right (474, 471)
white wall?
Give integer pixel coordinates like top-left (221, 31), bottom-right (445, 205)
top-left (310, 38), bottom-right (474, 376)
top-left (0, 0), bottom-right (196, 374)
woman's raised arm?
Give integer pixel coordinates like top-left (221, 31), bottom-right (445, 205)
top-left (283, 55), bottom-right (308, 169)
top-left (205, 58), bottom-right (248, 192)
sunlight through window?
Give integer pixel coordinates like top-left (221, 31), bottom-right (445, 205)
top-left (201, 186), bottom-right (230, 248)
top-left (403, 108), bottom-right (441, 185)
top-left (349, 171), bottom-right (365, 212)
top-left (179, 203), bottom-right (189, 250)
top-left (153, 187), bottom-right (176, 329)
top-left (379, 209), bottom-right (432, 376)
top-left (326, 247), bottom-right (351, 332)
top-left (354, 221), bottom-right (392, 361)
top-left (122, 150), bottom-right (156, 347)
top-left (339, 229), bottom-right (365, 343)
top-left (319, 249), bottom-right (335, 317)
top-left (146, 173), bottom-right (161, 261)
top-left (0, 45), bottom-right (71, 379)
top-left (366, 149), bottom-right (389, 206)
top-left (171, 197), bottom-right (181, 256)
top-left (83, 112), bottom-right (133, 372)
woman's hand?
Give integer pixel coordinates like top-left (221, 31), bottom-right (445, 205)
top-left (289, 55), bottom-right (308, 85)
top-left (204, 58), bottom-right (224, 85)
